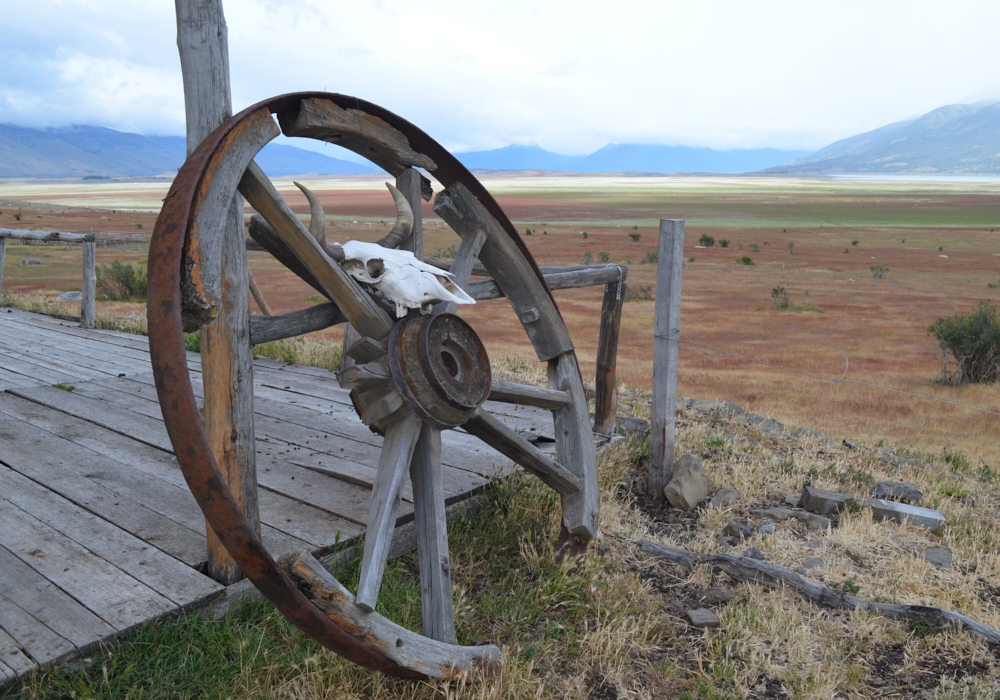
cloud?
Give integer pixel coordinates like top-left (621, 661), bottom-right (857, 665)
top-left (1, 0), bottom-right (999, 154)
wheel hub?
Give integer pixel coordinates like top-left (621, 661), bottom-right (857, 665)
top-left (388, 313), bottom-right (491, 429)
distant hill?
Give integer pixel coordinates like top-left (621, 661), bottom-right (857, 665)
top-left (769, 101), bottom-right (1000, 175)
top-left (454, 142), bottom-right (809, 174)
top-left (0, 124), bottom-right (376, 178)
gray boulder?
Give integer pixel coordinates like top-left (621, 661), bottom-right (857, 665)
top-left (923, 546), bottom-right (952, 569)
top-left (710, 487), bottom-right (741, 509)
top-left (664, 454), bottom-right (709, 511)
top-left (875, 481), bottom-right (922, 504)
top-left (20, 258), bottom-right (43, 265)
top-left (56, 291), bottom-right (83, 302)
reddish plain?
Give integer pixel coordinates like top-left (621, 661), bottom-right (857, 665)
top-left (4, 175), bottom-right (1000, 461)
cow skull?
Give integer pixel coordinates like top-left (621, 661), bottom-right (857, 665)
top-left (341, 240), bottom-right (475, 317)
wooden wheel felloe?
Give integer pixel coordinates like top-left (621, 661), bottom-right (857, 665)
top-left (147, 92), bottom-right (600, 679)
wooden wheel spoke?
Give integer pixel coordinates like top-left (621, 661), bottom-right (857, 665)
top-left (356, 412), bottom-right (423, 612)
top-left (488, 380), bottom-right (570, 410)
top-left (463, 407), bottom-right (582, 496)
top-left (409, 424), bottom-right (456, 643)
top-left (238, 162), bottom-right (394, 340)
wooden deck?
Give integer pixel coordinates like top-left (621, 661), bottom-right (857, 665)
top-left (0, 308), bottom-right (551, 685)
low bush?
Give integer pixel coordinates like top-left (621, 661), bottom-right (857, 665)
top-left (870, 265), bottom-right (889, 279)
top-left (698, 234), bottom-right (715, 247)
top-left (97, 260), bottom-right (148, 301)
top-left (928, 300), bottom-right (1000, 385)
top-left (737, 255), bottom-right (754, 266)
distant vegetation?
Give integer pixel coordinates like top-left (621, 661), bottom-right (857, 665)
top-left (97, 260), bottom-right (147, 301)
top-left (929, 301), bottom-right (1000, 385)
top-left (698, 234), bottom-right (715, 247)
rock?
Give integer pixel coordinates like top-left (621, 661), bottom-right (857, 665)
top-left (875, 481), bottom-right (922, 504)
top-left (795, 567), bottom-right (807, 575)
top-left (715, 536), bottom-right (734, 550)
top-left (698, 588), bottom-right (734, 606)
top-left (923, 546), bottom-right (952, 569)
top-left (664, 454), bottom-right (709, 511)
top-left (723, 522), bottom-right (752, 540)
top-left (686, 608), bottom-right (720, 628)
top-left (783, 492), bottom-right (801, 507)
top-left (710, 488), bottom-right (741, 509)
top-left (20, 258), bottom-right (43, 265)
top-left (760, 523), bottom-right (776, 534)
top-left (869, 677), bottom-right (885, 687)
top-left (806, 538), bottom-right (834, 550)
top-left (802, 557), bottom-right (826, 570)
top-left (56, 290), bottom-right (83, 302)
top-left (752, 507), bottom-right (830, 532)
top-left (742, 547), bottom-right (764, 560)
top-left (801, 484), bottom-right (946, 531)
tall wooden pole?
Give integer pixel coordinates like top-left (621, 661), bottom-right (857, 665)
top-left (176, 0), bottom-right (259, 584)
top-left (593, 280), bottom-right (625, 437)
top-left (0, 238), bottom-right (6, 303)
top-left (649, 219), bottom-right (684, 500)
top-left (80, 241), bottom-right (96, 329)
top-left (395, 168), bottom-right (423, 260)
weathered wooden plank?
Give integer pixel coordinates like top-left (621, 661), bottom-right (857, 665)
top-left (0, 313), bottom-right (152, 352)
top-left (0, 498), bottom-right (175, 631)
top-left (434, 183), bottom-right (573, 361)
top-left (0, 466), bottom-right (222, 607)
top-left (0, 323), bottom-right (151, 377)
top-left (649, 219), bottom-right (684, 499)
top-left (250, 302), bottom-right (345, 345)
top-left (247, 269), bottom-right (272, 316)
top-left (0, 544), bottom-right (115, 653)
top-left (0, 348), bottom-right (98, 385)
top-left (0, 228), bottom-right (94, 242)
top-left (356, 413), bottom-right (422, 612)
top-left (463, 264), bottom-right (628, 301)
top-left (0, 419), bottom-right (208, 567)
top-left (80, 240), bottom-right (96, 330)
top-left (0, 590), bottom-right (76, 667)
top-left (593, 280), bottom-right (625, 436)
top-left (239, 162), bottom-right (394, 340)
top-left (549, 352), bottom-right (600, 539)
top-left (409, 424), bottom-right (456, 642)
top-left (0, 623), bottom-right (35, 679)
top-left (278, 97), bottom-right (436, 176)
top-left (435, 228), bottom-right (486, 316)
top-left (489, 380), bottom-right (571, 411)
top-left (463, 408), bottom-right (581, 495)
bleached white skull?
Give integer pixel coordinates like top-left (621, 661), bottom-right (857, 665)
top-left (340, 240), bottom-right (475, 318)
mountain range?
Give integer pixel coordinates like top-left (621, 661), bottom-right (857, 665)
top-left (2, 99), bottom-right (999, 178)
top-left (769, 100), bottom-right (1000, 175)
top-left (455, 143), bottom-right (810, 174)
top-left (0, 124), bottom-right (373, 179)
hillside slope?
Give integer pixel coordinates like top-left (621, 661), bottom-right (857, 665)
top-left (771, 100), bottom-right (1000, 175)
top-left (0, 124), bottom-right (376, 178)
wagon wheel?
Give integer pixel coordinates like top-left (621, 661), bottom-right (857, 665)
top-left (148, 92), bottom-right (600, 680)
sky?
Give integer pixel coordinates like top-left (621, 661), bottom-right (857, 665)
top-left (2, 0), bottom-right (999, 158)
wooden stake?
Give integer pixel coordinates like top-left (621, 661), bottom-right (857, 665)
top-left (593, 279), bottom-right (625, 436)
top-left (175, 0), bottom-right (259, 584)
top-left (0, 238), bottom-right (6, 302)
top-left (649, 219), bottom-right (684, 500)
top-left (395, 168), bottom-right (423, 259)
top-left (80, 241), bottom-right (96, 329)
top-left (247, 269), bottom-right (271, 315)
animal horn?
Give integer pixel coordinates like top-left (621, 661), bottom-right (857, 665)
top-left (294, 181), bottom-right (326, 246)
top-left (375, 182), bottom-right (413, 249)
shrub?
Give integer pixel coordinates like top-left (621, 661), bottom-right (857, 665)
top-left (525, 228), bottom-right (533, 235)
top-left (581, 231), bottom-right (588, 239)
top-left (851, 239), bottom-right (859, 246)
top-left (870, 265), bottom-right (889, 279)
top-left (598, 251), bottom-right (610, 263)
top-left (14, 213), bottom-right (21, 221)
top-left (698, 234), bottom-right (715, 247)
top-left (640, 251), bottom-right (658, 264)
top-left (583, 252), bottom-right (593, 264)
top-left (928, 301), bottom-right (1000, 385)
top-left (787, 242), bottom-right (795, 254)
top-left (771, 285), bottom-right (789, 309)
top-left (749, 243), bottom-right (759, 253)
top-left (718, 239), bottom-right (729, 248)
top-left (97, 260), bottom-right (148, 301)
top-left (737, 255), bottom-right (754, 265)
top-left (623, 285), bottom-right (654, 302)
top-left (628, 232), bottom-right (640, 242)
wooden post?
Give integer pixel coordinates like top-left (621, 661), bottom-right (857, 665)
top-left (593, 278), bottom-right (625, 436)
top-left (0, 237), bottom-right (5, 303)
top-left (176, 0), bottom-right (259, 584)
top-left (80, 241), bottom-right (96, 329)
top-left (649, 219), bottom-right (684, 500)
top-left (395, 168), bottom-right (423, 259)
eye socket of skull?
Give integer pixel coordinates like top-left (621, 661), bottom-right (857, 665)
top-left (365, 258), bottom-right (385, 280)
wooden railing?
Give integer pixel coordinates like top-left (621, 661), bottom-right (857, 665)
top-left (0, 229), bottom-right (97, 329)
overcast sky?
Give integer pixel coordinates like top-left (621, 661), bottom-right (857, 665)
top-left (2, 0), bottom-right (999, 157)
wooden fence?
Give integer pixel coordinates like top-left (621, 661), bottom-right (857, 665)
top-left (0, 229), bottom-right (97, 329)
